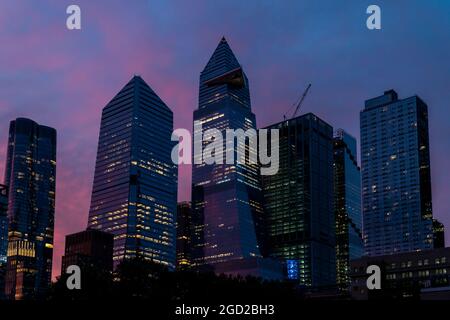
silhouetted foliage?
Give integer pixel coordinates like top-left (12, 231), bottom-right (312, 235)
top-left (50, 260), bottom-right (114, 300)
top-left (49, 258), bottom-right (298, 303)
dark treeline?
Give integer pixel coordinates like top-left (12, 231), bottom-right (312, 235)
top-left (50, 258), bottom-right (299, 304)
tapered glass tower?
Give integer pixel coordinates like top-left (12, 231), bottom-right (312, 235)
top-left (88, 76), bottom-right (177, 269)
top-left (191, 38), bottom-right (264, 268)
top-left (3, 118), bottom-right (56, 300)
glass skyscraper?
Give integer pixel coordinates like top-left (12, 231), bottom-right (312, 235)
top-left (333, 129), bottom-right (363, 291)
top-left (191, 38), bottom-right (264, 267)
top-left (87, 76), bottom-right (177, 269)
top-left (360, 90), bottom-right (434, 256)
top-left (0, 184), bottom-right (8, 300)
top-left (176, 202), bottom-right (192, 269)
top-left (262, 114), bottom-right (336, 287)
top-left (3, 118), bottom-right (56, 300)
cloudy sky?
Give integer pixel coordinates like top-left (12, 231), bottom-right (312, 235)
top-left (0, 0), bottom-right (449, 278)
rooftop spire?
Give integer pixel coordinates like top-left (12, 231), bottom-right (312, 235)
top-left (202, 37), bottom-right (241, 78)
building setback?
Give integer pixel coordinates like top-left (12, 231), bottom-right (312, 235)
top-left (87, 76), bottom-right (177, 269)
top-left (3, 118), bottom-right (56, 300)
top-left (261, 113), bottom-right (336, 288)
top-left (333, 129), bottom-right (363, 291)
top-left (360, 90), bottom-right (434, 256)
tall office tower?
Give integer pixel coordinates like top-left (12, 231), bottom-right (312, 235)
top-left (3, 118), bottom-right (56, 300)
top-left (360, 90), bottom-right (434, 256)
top-left (432, 219), bottom-right (445, 249)
top-left (0, 184), bottom-right (8, 299)
top-left (333, 129), bottom-right (363, 291)
top-left (61, 229), bottom-right (114, 275)
top-left (262, 113), bottom-right (336, 287)
top-left (176, 202), bottom-right (192, 269)
top-left (191, 38), bottom-right (265, 269)
top-left (87, 76), bottom-right (177, 269)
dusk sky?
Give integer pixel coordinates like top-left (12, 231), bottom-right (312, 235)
top-left (0, 0), bottom-right (449, 279)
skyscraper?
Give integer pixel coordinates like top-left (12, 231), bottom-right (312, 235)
top-left (3, 118), bottom-right (56, 300)
top-left (333, 129), bottom-right (363, 291)
top-left (432, 219), bottom-right (445, 249)
top-left (261, 113), bottom-right (336, 287)
top-left (191, 38), bottom-right (265, 269)
top-left (176, 202), bottom-right (192, 269)
top-left (0, 184), bottom-right (8, 300)
top-left (61, 229), bottom-right (114, 275)
top-left (360, 90), bottom-right (434, 256)
top-left (0, 185), bottom-right (7, 263)
top-left (87, 76), bottom-right (177, 269)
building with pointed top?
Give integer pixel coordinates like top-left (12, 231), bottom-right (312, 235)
top-left (191, 38), bottom-right (268, 274)
top-left (87, 76), bottom-right (177, 269)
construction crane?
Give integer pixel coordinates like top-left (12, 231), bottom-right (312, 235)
top-left (283, 83), bottom-right (311, 120)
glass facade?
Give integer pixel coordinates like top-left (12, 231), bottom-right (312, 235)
top-left (0, 185), bottom-right (7, 266)
top-left (3, 118), bottom-right (56, 300)
top-left (333, 129), bottom-right (363, 291)
top-left (191, 38), bottom-right (264, 267)
top-left (176, 202), bottom-right (192, 269)
top-left (360, 90), bottom-right (434, 256)
top-left (0, 184), bottom-right (8, 300)
top-left (88, 76), bottom-right (177, 269)
top-left (262, 114), bottom-right (336, 288)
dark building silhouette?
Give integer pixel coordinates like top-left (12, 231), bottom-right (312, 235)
top-left (0, 184), bottom-right (8, 300)
top-left (361, 90), bottom-right (434, 256)
top-left (350, 247), bottom-right (450, 300)
top-left (333, 129), bottom-right (363, 291)
top-left (176, 202), bottom-right (192, 269)
top-left (61, 229), bottom-right (114, 275)
top-left (261, 113), bottom-right (336, 288)
top-left (87, 76), bottom-right (177, 270)
top-left (191, 38), bottom-right (265, 269)
top-left (433, 219), bottom-right (445, 249)
top-left (3, 118), bottom-right (56, 300)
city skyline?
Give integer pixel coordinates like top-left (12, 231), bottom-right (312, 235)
top-left (0, 0), bottom-right (449, 279)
